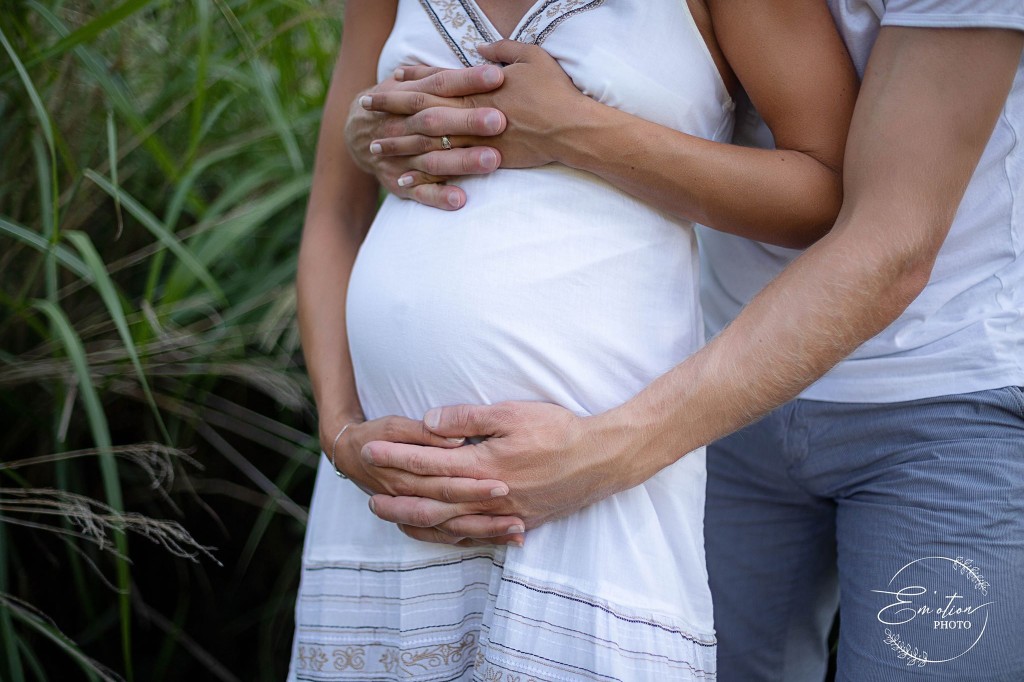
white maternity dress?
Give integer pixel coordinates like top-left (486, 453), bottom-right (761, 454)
top-left (289, 1), bottom-right (734, 679)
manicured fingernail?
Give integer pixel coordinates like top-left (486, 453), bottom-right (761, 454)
top-left (359, 95), bottom-right (372, 109)
top-left (482, 65), bottom-right (501, 86)
top-left (367, 497), bottom-right (376, 513)
top-left (479, 149), bottom-right (498, 170)
top-left (447, 437), bottom-right (466, 444)
top-left (506, 538), bottom-right (524, 547)
top-left (397, 175), bottom-right (414, 187)
top-left (506, 525), bottom-right (525, 534)
top-left (447, 192), bottom-right (462, 209)
top-left (425, 408), bottom-right (441, 429)
top-left (483, 110), bottom-right (503, 132)
top-left (490, 486), bottom-right (509, 498)
top-left (394, 67), bottom-right (405, 80)
top-left (370, 142), bottom-right (382, 154)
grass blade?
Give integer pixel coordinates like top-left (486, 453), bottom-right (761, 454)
top-left (83, 170), bottom-right (224, 303)
top-left (0, 217), bottom-right (90, 279)
top-left (0, 25), bottom-right (54, 150)
top-left (0, 520), bottom-right (26, 681)
top-left (1, 26), bottom-right (61, 306)
top-left (64, 231), bottom-right (171, 443)
top-left (0, 593), bottom-right (123, 682)
top-left (106, 111), bottom-right (124, 239)
top-left (31, 300), bottom-right (133, 681)
top-left (187, 0), bottom-right (212, 164)
top-left (251, 60), bottom-right (304, 172)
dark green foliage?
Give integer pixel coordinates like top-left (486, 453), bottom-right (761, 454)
top-left (0, 1), bottom-right (343, 678)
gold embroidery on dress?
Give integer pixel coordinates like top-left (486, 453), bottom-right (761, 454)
top-left (519, 0), bottom-right (606, 46)
top-left (401, 631), bottom-right (477, 670)
top-left (379, 649), bottom-right (401, 673)
top-left (294, 645), bottom-right (330, 671)
top-left (332, 646), bottom-right (366, 671)
top-left (296, 632), bottom-right (478, 677)
top-left (477, 658), bottom-right (544, 682)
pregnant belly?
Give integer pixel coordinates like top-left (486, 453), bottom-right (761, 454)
top-left (346, 167), bottom-right (704, 420)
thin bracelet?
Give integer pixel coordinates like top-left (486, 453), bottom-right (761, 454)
top-left (329, 422), bottom-right (360, 479)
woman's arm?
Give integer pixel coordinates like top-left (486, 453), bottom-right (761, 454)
top-left (359, 0), bottom-right (858, 248)
top-left (298, 0), bottom-right (519, 519)
top-left (555, 0), bottom-right (859, 247)
top-left (299, 0), bottom-right (391, 443)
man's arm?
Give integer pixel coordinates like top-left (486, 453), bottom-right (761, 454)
top-left (600, 25), bottom-right (1024, 473)
top-left (362, 0), bottom-right (860, 249)
top-left (365, 26), bottom-right (1024, 541)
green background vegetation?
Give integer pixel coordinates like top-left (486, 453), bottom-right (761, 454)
top-left (0, 0), bottom-right (343, 678)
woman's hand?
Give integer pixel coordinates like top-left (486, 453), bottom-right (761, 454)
top-left (320, 414), bottom-right (526, 544)
top-left (344, 66), bottom-right (507, 210)
top-left (365, 42), bottom-right (588, 169)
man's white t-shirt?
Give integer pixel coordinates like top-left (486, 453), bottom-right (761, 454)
top-left (698, 0), bottom-right (1024, 403)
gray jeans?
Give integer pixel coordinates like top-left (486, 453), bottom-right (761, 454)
top-left (706, 386), bottom-right (1024, 682)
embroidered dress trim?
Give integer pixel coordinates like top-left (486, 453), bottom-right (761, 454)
top-left (292, 553), bottom-right (717, 680)
top-left (514, 0), bottom-right (605, 45)
top-left (417, 0), bottom-right (477, 66)
top-left (459, 0), bottom-right (499, 44)
top-left (294, 633), bottom-right (479, 680)
top-left (419, 0), bottom-right (605, 66)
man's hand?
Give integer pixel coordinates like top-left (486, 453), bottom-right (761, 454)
top-left (345, 65), bottom-right (506, 210)
top-left (365, 41), bottom-right (589, 170)
top-left (351, 41), bottom-right (592, 210)
top-left (361, 401), bottom-right (640, 545)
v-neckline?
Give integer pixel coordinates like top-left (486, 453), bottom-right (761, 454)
top-left (465, 0), bottom-right (548, 41)
top-left (418, 0), bottom-right (605, 66)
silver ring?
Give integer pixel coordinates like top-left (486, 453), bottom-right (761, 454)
top-left (440, 135), bottom-right (452, 150)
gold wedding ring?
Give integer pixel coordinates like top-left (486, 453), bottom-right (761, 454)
top-left (440, 135), bottom-right (453, 150)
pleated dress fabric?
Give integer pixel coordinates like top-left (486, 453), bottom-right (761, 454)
top-left (289, 1), bottom-right (735, 680)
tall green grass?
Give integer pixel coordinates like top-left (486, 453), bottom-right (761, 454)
top-left (0, 1), bottom-right (341, 678)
